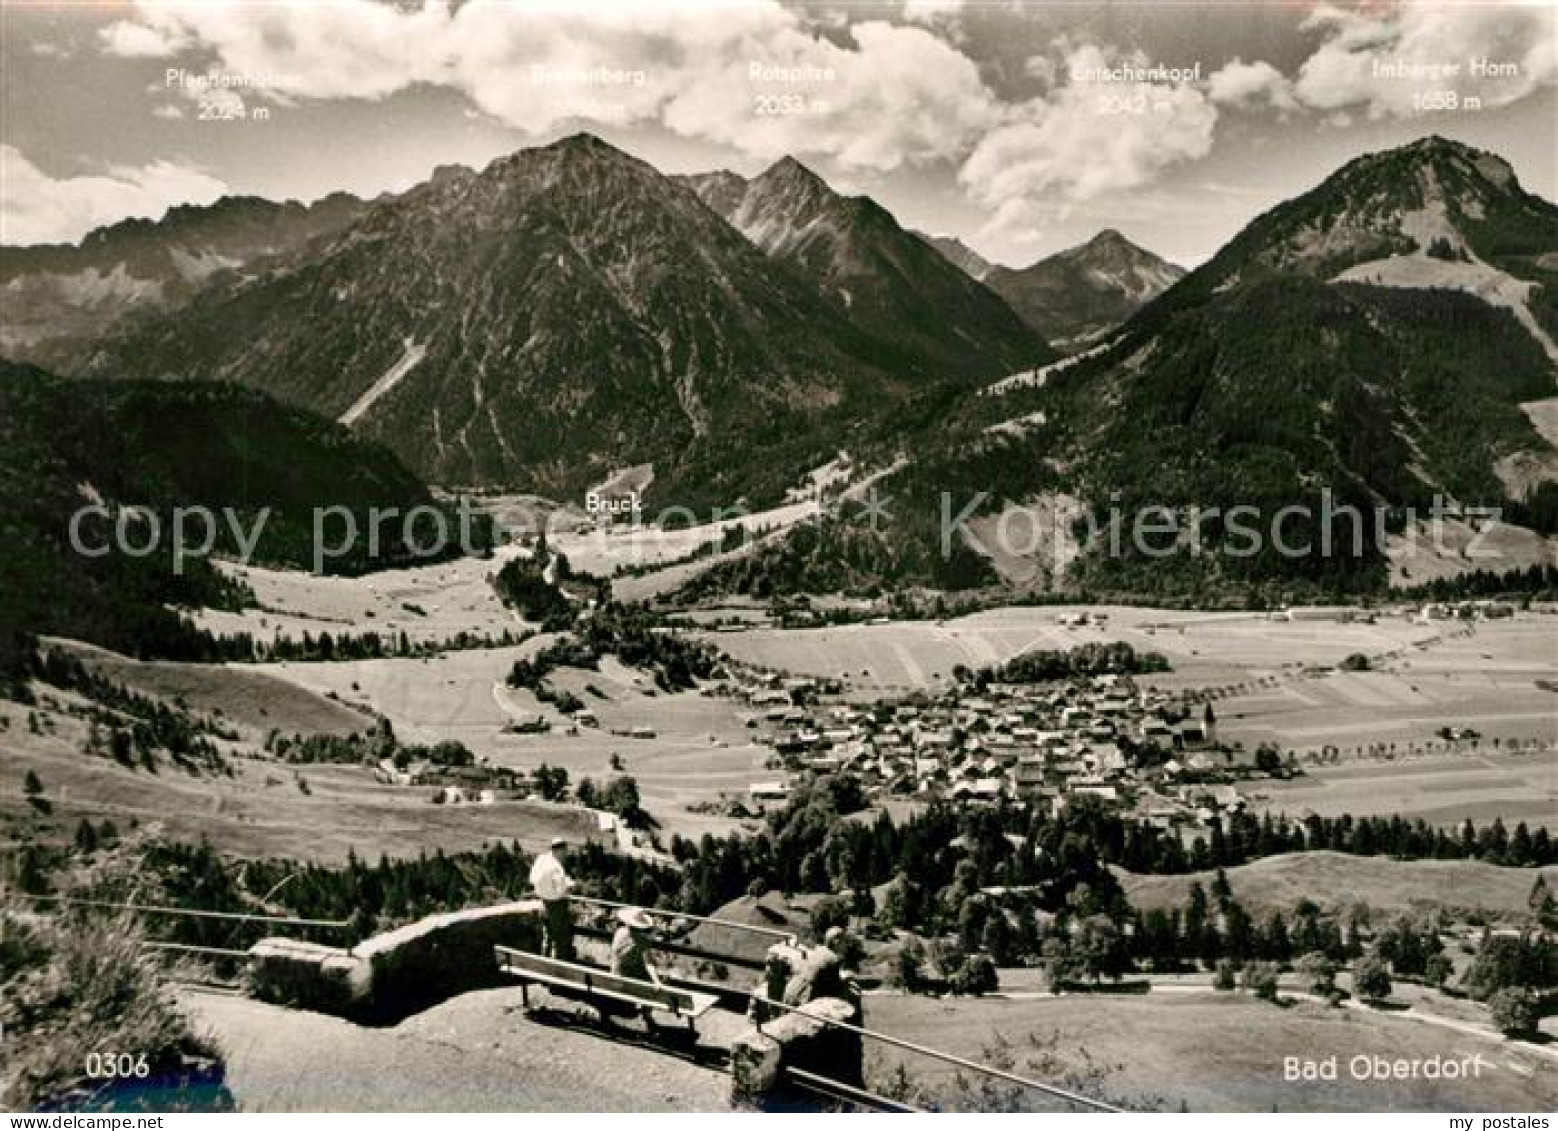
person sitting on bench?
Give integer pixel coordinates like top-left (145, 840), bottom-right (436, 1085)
top-left (609, 906), bottom-right (662, 1027)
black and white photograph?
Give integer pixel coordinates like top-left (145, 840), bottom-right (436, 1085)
top-left (1, 0), bottom-right (1555, 1117)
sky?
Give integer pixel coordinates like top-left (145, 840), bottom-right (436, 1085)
top-left (1, 0), bottom-right (1554, 267)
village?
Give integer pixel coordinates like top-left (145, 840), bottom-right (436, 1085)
top-left (731, 662), bottom-right (1267, 834)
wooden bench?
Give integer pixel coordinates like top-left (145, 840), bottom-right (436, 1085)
top-left (494, 946), bottom-right (719, 1034)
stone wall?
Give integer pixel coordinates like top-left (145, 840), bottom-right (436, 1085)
top-left (730, 997), bottom-right (863, 1102)
top-left (247, 938), bottom-right (369, 1014)
top-left (729, 939), bottom-right (865, 1104)
top-left (246, 900), bottom-right (543, 1023)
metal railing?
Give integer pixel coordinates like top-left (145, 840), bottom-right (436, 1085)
top-left (28, 890), bottom-right (1119, 1110)
top-left (570, 894), bottom-right (794, 941)
top-left (783, 1067), bottom-right (920, 1113)
top-left (752, 995), bottom-right (1124, 1114)
top-left (142, 941), bottom-right (255, 959)
top-left (23, 894), bottom-right (353, 930)
top-left (574, 894), bottom-right (1121, 1110)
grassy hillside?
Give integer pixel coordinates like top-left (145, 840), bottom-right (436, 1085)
top-left (1118, 851), bottom-right (1557, 919)
top-left (0, 364), bottom-right (482, 682)
top-left (866, 992), bottom-right (1558, 1112)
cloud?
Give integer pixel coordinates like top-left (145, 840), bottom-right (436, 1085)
top-left (959, 43), bottom-right (1217, 241)
top-left (99, 17), bottom-right (192, 58)
top-left (92, 0), bottom-right (1001, 172)
top-left (1207, 58), bottom-right (1297, 110)
top-left (106, 1), bottom-right (1558, 243)
top-left (1293, 4), bottom-right (1556, 116)
top-left (658, 19), bottom-right (999, 169)
top-left (0, 147), bottom-right (227, 245)
top-left (900, 0), bottom-right (965, 33)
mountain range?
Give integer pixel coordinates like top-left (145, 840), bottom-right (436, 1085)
top-left (50, 136), bottom-right (1051, 509)
top-left (981, 230), bottom-right (1185, 348)
top-left (681, 158), bottom-right (1048, 381)
top-left (916, 229), bottom-right (1185, 347)
top-left (1, 193), bottom-right (364, 371)
top-left (1046, 137), bottom-right (1558, 595)
top-left (682, 137), bottom-right (1558, 601)
top-left (3, 133), bottom-right (1554, 604)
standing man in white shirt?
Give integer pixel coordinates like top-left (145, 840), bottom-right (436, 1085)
top-left (529, 836), bottom-right (576, 960)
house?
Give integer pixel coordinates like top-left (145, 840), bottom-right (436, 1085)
top-left (1013, 760), bottom-right (1047, 790)
top-left (748, 781), bottom-right (792, 808)
top-left (374, 758), bottom-right (414, 787)
top-left (1207, 784), bottom-right (1244, 812)
top-left (1176, 723), bottom-right (1212, 750)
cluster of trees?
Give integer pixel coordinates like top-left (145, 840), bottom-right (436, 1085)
top-left (8, 622), bottom-right (530, 679)
top-left (665, 786), bottom-right (1555, 947)
top-left (966, 641), bottom-right (1170, 685)
top-left (26, 649), bottom-right (234, 776)
top-left (530, 763), bottom-right (571, 802)
top-left (218, 625), bottom-right (529, 665)
top-left (1099, 807), bottom-right (1557, 873)
top-left (491, 535), bottom-right (581, 631)
top-left (575, 775), bottom-right (645, 826)
top-left (1399, 562), bottom-right (1558, 601)
top-left (266, 725), bottom-right (394, 766)
top-left (265, 723), bottom-right (477, 772)
top-left (508, 603), bottom-right (720, 696)
top-left (670, 786), bottom-right (1112, 933)
top-left (521, 761), bottom-right (643, 823)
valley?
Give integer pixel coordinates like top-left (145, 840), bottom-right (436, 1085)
top-left (3, 119), bottom-right (1556, 1116)
top-left (6, 535), bottom-right (1553, 862)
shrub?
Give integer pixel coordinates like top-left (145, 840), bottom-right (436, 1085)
top-left (809, 896), bottom-right (851, 941)
top-left (1297, 951), bottom-right (1337, 996)
top-left (0, 846), bottom-right (232, 1111)
top-left (892, 941), bottom-right (926, 993)
top-left (1488, 987), bottom-right (1538, 1039)
top-left (1424, 953), bottom-right (1453, 988)
top-left (949, 954), bottom-right (999, 997)
top-left (1354, 955), bottom-right (1392, 1002)
top-left (1242, 961), bottom-right (1281, 1001)
top-left (1213, 959), bottom-right (1239, 991)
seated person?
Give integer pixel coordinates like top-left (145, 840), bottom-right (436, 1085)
top-left (608, 906), bottom-right (663, 1026)
top-left (747, 934), bottom-right (857, 1023)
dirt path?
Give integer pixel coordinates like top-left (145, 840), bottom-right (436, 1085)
top-left (183, 986), bottom-right (736, 1112)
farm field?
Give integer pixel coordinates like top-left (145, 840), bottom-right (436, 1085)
top-left (703, 605), bottom-right (1447, 693)
top-left (251, 646), bottom-right (770, 841)
top-left (1210, 618), bottom-right (1558, 753)
top-left (1247, 750), bottom-right (1558, 829)
top-left (706, 607), bottom-right (1556, 751)
top-left (0, 696), bottom-right (594, 864)
top-left (56, 639), bottom-right (370, 738)
top-left (1118, 852), bottom-right (1558, 919)
top-left (864, 992), bottom-right (1558, 1112)
top-left (192, 550), bottom-right (526, 645)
